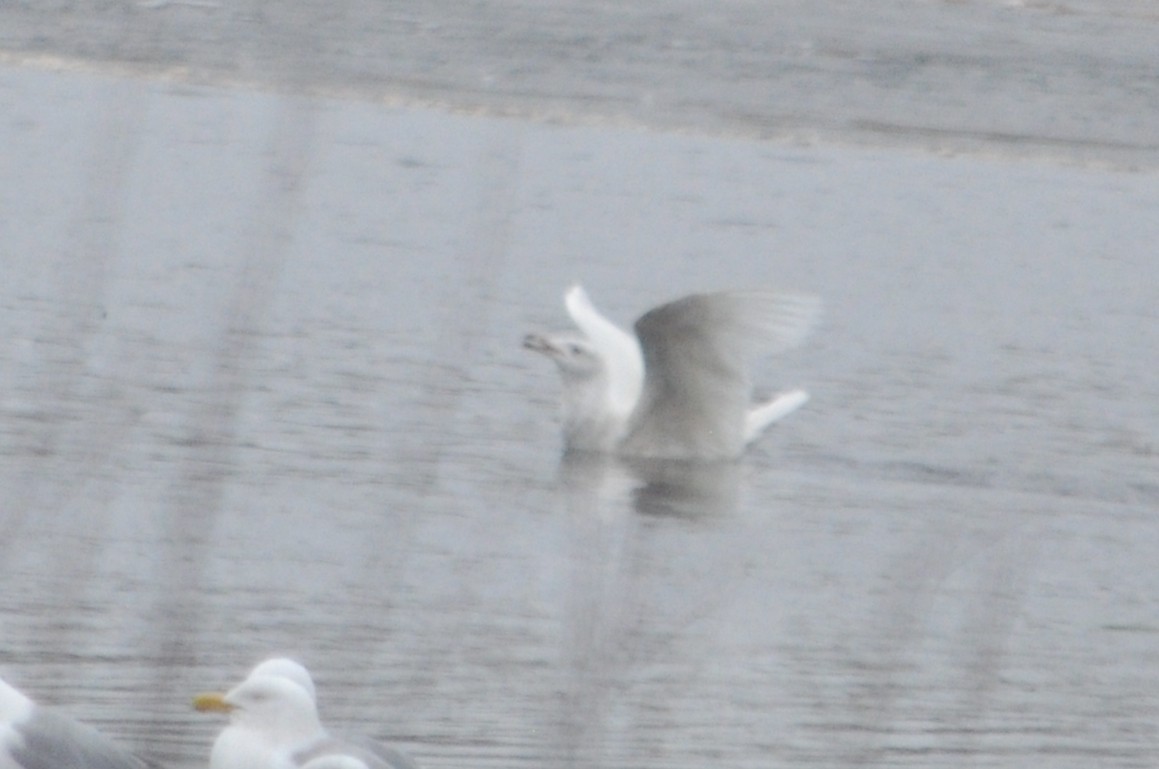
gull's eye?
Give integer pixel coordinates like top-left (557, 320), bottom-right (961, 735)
top-left (568, 344), bottom-right (585, 355)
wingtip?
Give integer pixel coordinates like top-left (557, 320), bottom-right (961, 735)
top-left (759, 291), bottom-right (822, 348)
top-left (564, 284), bottom-right (594, 318)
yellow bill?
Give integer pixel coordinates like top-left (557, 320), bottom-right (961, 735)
top-left (192, 692), bottom-right (234, 713)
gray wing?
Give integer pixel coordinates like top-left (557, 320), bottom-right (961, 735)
top-left (10, 708), bottom-right (157, 769)
top-left (622, 291), bottom-right (820, 459)
top-left (294, 734), bottom-right (418, 769)
top-left (343, 734), bottom-right (419, 769)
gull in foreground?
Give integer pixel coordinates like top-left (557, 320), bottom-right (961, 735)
top-left (193, 658), bottom-right (417, 769)
top-left (1, 673), bottom-right (157, 769)
top-left (525, 285), bottom-right (820, 460)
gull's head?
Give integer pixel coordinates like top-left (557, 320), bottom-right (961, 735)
top-left (523, 332), bottom-right (605, 381)
top-left (244, 657), bottom-right (316, 702)
top-left (194, 674), bottom-right (322, 744)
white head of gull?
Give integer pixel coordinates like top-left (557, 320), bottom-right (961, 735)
top-left (193, 659), bottom-right (417, 769)
top-left (242, 658), bottom-right (316, 703)
top-left (524, 285), bottom-right (821, 460)
top-left (1, 673), bottom-right (155, 769)
top-left (195, 674), bottom-right (321, 769)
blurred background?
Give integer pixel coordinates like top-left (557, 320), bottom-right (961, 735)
top-left (1, 2), bottom-right (1157, 767)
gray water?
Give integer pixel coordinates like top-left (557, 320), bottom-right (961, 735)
top-left (2, 5), bottom-right (1159, 768)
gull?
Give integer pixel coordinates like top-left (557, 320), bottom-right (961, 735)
top-left (524, 285), bottom-right (820, 460)
top-left (1, 672), bottom-right (158, 769)
top-left (193, 658), bottom-right (417, 769)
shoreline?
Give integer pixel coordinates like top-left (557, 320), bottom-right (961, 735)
top-left (3, 49), bottom-right (1154, 173)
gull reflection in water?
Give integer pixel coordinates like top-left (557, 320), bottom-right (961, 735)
top-left (552, 450), bottom-right (746, 766)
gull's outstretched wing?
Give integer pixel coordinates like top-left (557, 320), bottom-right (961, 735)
top-left (564, 285), bottom-right (644, 417)
top-left (622, 291), bottom-right (820, 459)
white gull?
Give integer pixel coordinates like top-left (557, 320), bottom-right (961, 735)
top-left (525, 285), bottom-right (820, 460)
top-left (193, 658), bottom-right (416, 769)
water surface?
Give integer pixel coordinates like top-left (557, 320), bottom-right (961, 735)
top-left (1, 55), bottom-right (1157, 769)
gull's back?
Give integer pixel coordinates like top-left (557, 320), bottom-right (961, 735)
top-left (294, 734), bottom-right (418, 769)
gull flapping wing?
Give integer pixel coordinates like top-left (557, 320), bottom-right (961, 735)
top-left (623, 291), bottom-right (820, 459)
